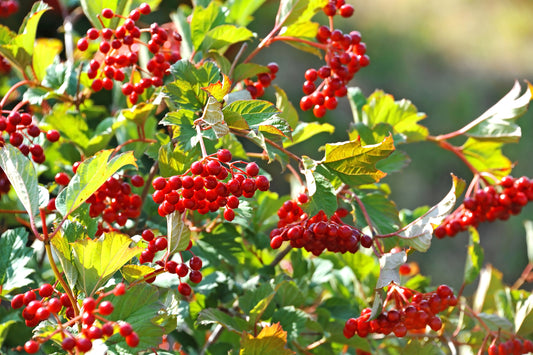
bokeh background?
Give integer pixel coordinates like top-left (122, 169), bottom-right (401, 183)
top-left (3, 0), bottom-right (533, 291)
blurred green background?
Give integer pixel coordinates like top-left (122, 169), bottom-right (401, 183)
top-left (4, 0), bottom-right (533, 291)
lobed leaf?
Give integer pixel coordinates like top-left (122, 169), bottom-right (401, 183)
top-left (55, 150), bottom-right (137, 217)
top-left (461, 81), bottom-right (532, 142)
top-left (321, 135), bottom-right (395, 186)
top-left (302, 157), bottom-right (338, 216)
top-left (199, 95), bottom-right (229, 138)
top-left (240, 323), bottom-right (294, 355)
top-left (284, 122), bottom-right (334, 148)
top-left (376, 251), bottom-right (407, 289)
top-left (190, 1), bottom-right (226, 51)
top-left (72, 232), bottom-right (142, 296)
top-left (462, 138), bottom-right (512, 179)
top-left (200, 24), bottom-right (254, 52)
top-left (400, 175), bottom-right (465, 252)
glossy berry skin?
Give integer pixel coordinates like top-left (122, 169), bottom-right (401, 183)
top-left (178, 282), bottom-right (192, 296)
top-left (24, 340), bottom-right (39, 354)
top-left (126, 332), bottom-right (140, 347)
top-left (98, 300), bottom-right (114, 315)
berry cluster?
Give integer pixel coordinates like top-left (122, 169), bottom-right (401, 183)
top-left (151, 149), bottom-right (269, 220)
top-left (84, 174), bottom-right (145, 234)
top-left (435, 175), bottom-right (533, 238)
top-left (488, 337), bottom-right (533, 355)
top-left (77, 3), bottom-right (182, 104)
top-left (0, 0), bottom-right (18, 17)
top-left (245, 62), bottom-right (279, 99)
top-left (11, 283), bottom-right (139, 353)
top-left (299, 2), bottom-right (369, 118)
top-left (269, 194), bottom-right (371, 256)
top-left (0, 110), bottom-right (60, 163)
top-left (138, 232), bottom-right (202, 297)
top-left (0, 54), bottom-right (11, 74)
top-left (343, 284), bottom-right (457, 338)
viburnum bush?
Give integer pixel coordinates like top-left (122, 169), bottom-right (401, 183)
top-left (1, 0), bottom-right (533, 354)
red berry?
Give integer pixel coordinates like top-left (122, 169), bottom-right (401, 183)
top-left (55, 172), bottom-right (70, 186)
top-left (178, 282), bottom-right (191, 296)
top-left (24, 340), bottom-right (39, 354)
top-left (189, 270), bottom-right (203, 283)
top-left (39, 283), bottom-right (54, 297)
top-left (125, 331), bottom-right (140, 347)
top-left (130, 175), bottom-right (144, 187)
top-left (323, 2), bottom-right (337, 16)
top-left (313, 105), bottom-right (326, 118)
top-left (77, 37), bottom-right (89, 51)
top-left (62, 337), bottom-right (76, 351)
top-left (76, 337), bottom-right (93, 352)
top-left (46, 129), bottom-right (60, 142)
top-left (152, 176), bottom-right (167, 190)
top-left (47, 297), bottom-right (62, 313)
top-left (114, 282), bottom-right (126, 296)
top-left (98, 300), bottom-right (114, 315)
top-left (217, 149), bottom-right (232, 163)
top-left (155, 236), bottom-right (168, 251)
top-left (119, 322), bottom-right (133, 337)
top-left (339, 4), bottom-right (354, 17)
top-left (102, 8), bottom-right (114, 18)
top-left (139, 3), bottom-right (151, 15)
top-left (10, 294), bottom-right (24, 309)
top-left (245, 162), bottom-right (259, 177)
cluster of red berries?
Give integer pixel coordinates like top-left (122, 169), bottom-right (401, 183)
top-left (269, 194), bottom-right (371, 256)
top-left (435, 175), bottom-right (533, 238)
top-left (0, 0), bottom-right (18, 17)
top-left (0, 54), bottom-right (11, 74)
top-left (322, 0), bottom-right (354, 18)
top-left (152, 149), bottom-right (269, 220)
top-left (488, 337), bottom-right (533, 355)
top-left (0, 110), bottom-right (60, 163)
top-left (12, 283), bottom-right (139, 353)
top-left (245, 62), bottom-right (279, 99)
top-left (77, 3), bottom-right (182, 104)
top-left (343, 284), bottom-right (457, 339)
top-left (300, 2), bottom-right (369, 118)
top-left (138, 232), bottom-right (202, 297)
top-left (84, 174), bottom-right (144, 234)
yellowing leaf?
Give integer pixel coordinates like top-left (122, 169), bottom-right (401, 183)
top-left (33, 38), bottom-right (62, 81)
top-left (240, 323), bottom-right (294, 355)
top-left (199, 95), bottom-right (229, 138)
top-left (462, 138), bottom-right (512, 178)
top-left (72, 232), bottom-right (142, 296)
top-left (322, 135), bottom-right (395, 186)
top-left (202, 74), bottom-right (232, 102)
top-left (121, 264), bottom-right (156, 283)
top-left (400, 175), bottom-right (465, 252)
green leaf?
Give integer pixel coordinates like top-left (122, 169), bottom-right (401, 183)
top-left (15, 1), bottom-right (51, 58)
top-left (348, 87), bottom-right (368, 124)
top-left (477, 312), bottom-right (513, 332)
top-left (360, 90), bottom-right (428, 143)
top-left (0, 228), bottom-right (34, 294)
top-left (462, 138), bottom-right (512, 178)
top-left (271, 306), bottom-right (308, 342)
top-left (197, 308), bottom-right (249, 333)
top-left (302, 157), bottom-right (338, 216)
top-left (0, 145), bottom-right (40, 219)
top-left (464, 227), bottom-right (484, 284)
top-left (190, 1), bottom-right (226, 51)
top-left (375, 150), bottom-right (411, 175)
top-left (166, 211), bottom-right (191, 254)
top-left (274, 85), bottom-right (299, 130)
top-left (232, 63), bottom-right (268, 83)
top-left (197, 224), bottom-right (245, 265)
top-left (0, 320), bottom-right (16, 348)
top-left (72, 232), bottom-right (141, 296)
top-left (223, 100), bottom-right (291, 138)
top-left (226, 0), bottom-right (267, 26)
top-left (321, 135), bottom-right (395, 186)
top-left (200, 24), bottom-right (254, 52)
top-left (284, 122), bottom-right (334, 148)
top-left (44, 104), bottom-right (91, 150)
top-left (354, 191), bottom-right (400, 234)
top-left (400, 175), bottom-right (465, 252)
top-left (376, 251), bottom-right (407, 289)
top-left (80, 0), bottom-right (118, 29)
top-left (50, 229), bottom-right (80, 290)
top-left (56, 150), bottom-right (137, 216)
top-left (461, 81), bottom-right (532, 142)
top-left (516, 295), bottom-right (533, 336)
top-left (105, 283), bottom-right (164, 351)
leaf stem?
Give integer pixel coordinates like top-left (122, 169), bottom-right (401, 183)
top-left (195, 124), bottom-right (209, 158)
top-left (44, 240), bottom-right (79, 318)
top-left (268, 244), bottom-right (292, 268)
top-left (0, 80), bottom-right (32, 108)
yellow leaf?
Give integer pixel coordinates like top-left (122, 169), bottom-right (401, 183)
top-left (240, 323), bottom-right (295, 355)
